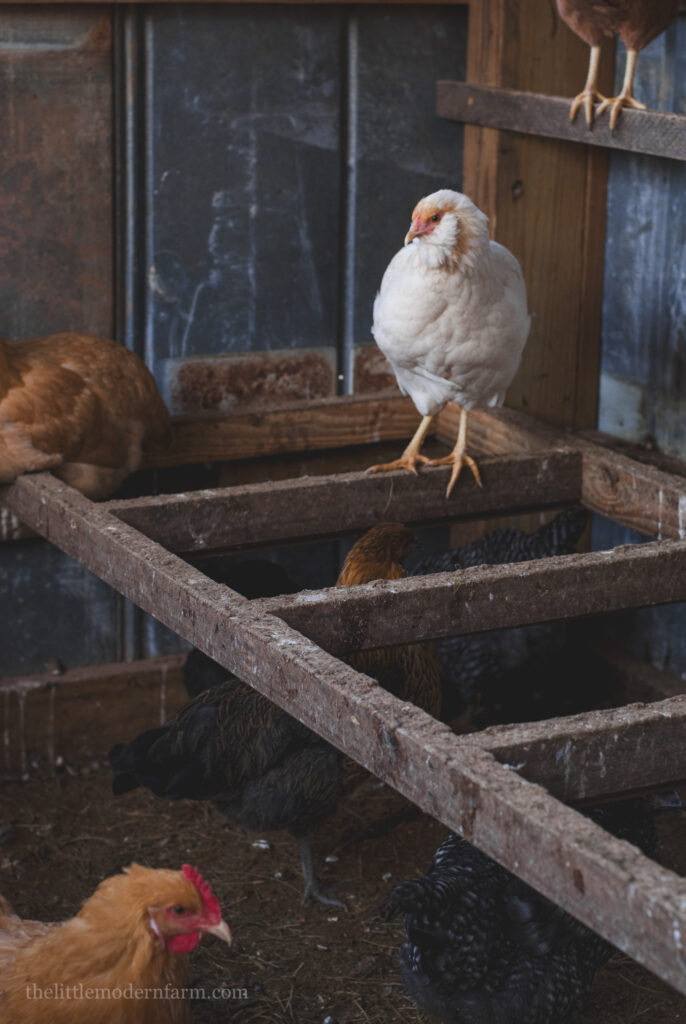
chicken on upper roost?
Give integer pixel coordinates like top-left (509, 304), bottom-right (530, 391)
top-left (0, 332), bottom-right (170, 499)
top-left (110, 524), bottom-right (441, 910)
top-left (557, 0), bottom-right (678, 129)
top-left (0, 862), bottom-right (231, 1024)
top-left (367, 190), bottom-right (530, 498)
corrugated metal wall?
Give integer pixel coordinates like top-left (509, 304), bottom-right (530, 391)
top-left (0, 3), bottom-right (467, 675)
top-left (593, 15), bottom-right (686, 678)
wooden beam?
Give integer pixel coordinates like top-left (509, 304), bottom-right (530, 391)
top-left (439, 82), bottom-right (686, 162)
top-left (472, 695), bottom-right (686, 801)
top-left (0, 655), bottom-right (186, 774)
top-left (2, 471), bottom-right (686, 993)
top-left (445, 403), bottom-right (686, 540)
top-left (108, 451), bottom-right (581, 553)
top-left (256, 540), bottom-right (686, 653)
top-left (143, 394), bottom-right (422, 469)
top-left (462, 0), bottom-right (612, 433)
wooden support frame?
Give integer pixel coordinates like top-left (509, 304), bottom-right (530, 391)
top-left (3, 396), bottom-right (686, 995)
top-left (438, 82), bottom-right (686, 162)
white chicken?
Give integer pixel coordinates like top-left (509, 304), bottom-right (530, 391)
top-left (369, 189), bottom-right (530, 497)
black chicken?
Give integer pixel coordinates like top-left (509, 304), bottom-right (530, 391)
top-left (384, 796), bottom-right (679, 1024)
top-left (110, 524), bottom-right (441, 908)
top-left (410, 509), bottom-right (590, 721)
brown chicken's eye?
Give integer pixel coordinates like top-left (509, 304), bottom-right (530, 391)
top-left (431, 214), bottom-right (441, 223)
top-left (172, 905), bottom-right (187, 915)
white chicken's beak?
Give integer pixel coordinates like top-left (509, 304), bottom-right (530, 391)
top-left (203, 918), bottom-right (232, 945)
top-left (404, 217), bottom-right (428, 246)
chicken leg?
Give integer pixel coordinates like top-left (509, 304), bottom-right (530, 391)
top-left (421, 406), bottom-right (482, 499)
top-left (296, 835), bottom-right (347, 910)
top-left (596, 49), bottom-right (645, 131)
top-left (366, 414), bottom-right (434, 476)
top-left (569, 45), bottom-right (607, 125)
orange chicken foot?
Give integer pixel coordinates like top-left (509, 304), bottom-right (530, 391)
top-left (596, 49), bottom-right (645, 131)
top-left (569, 45), bottom-right (607, 125)
top-left (367, 414), bottom-right (435, 476)
top-left (421, 406), bottom-right (482, 499)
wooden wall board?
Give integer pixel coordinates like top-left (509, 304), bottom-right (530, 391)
top-left (0, 654), bottom-right (186, 774)
top-left (462, 0), bottom-right (613, 434)
top-left (2, 471), bottom-right (686, 994)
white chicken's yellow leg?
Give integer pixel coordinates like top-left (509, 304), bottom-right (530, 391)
top-left (422, 406), bottom-right (481, 498)
top-left (596, 49), bottom-right (645, 131)
top-left (569, 45), bottom-right (607, 125)
top-left (367, 414), bottom-right (434, 475)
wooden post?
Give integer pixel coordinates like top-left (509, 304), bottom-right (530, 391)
top-left (463, 0), bottom-right (613, 430)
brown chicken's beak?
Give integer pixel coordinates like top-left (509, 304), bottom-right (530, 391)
top-left (203, 919), bottom-right (232, 946)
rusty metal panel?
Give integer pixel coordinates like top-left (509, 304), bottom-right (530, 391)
top-left (0, 7), bottom-right (113, 338)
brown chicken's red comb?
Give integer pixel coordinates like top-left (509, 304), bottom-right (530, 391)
top-left (182, 864), bottom-right (222, 921)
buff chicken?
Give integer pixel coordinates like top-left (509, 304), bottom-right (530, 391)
top-left (557, 0), bottom-right (678, 129)
top-left (368, 190), bottom-right (530, 498)
top-left (0, 332), bottom-right (170, 499)
top-left (0, 863), bottom-right (231, 1024)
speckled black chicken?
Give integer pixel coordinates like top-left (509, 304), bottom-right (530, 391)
top-left (110, 524), bottom-right (441, 908)
top-left (410, 509), bottom-right (589, 721)
top-left (384, 796), bottom-right (678, 1024)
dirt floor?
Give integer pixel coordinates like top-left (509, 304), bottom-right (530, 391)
top-left (1, 765), bottom-right (685, 1024)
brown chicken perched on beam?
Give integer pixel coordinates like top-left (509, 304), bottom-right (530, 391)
top-left (110, 524), bottom-right (441, 909)
top-left (557, 0), bottom-right (678, 129)
top-left (0, 332), bottom-right (170, 499)
top-left (0, 863), bottom-right (231, 1024)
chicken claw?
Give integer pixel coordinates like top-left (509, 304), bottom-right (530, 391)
top-left (569, 87), bottom-right (608, 125)
top-left (366, 414), bottom-right (435, 478)
top-left (423, 451), bottom-right (482, 499)
top-left (596, 48), bottom-right (644, 131)
top-left (298, 837), bottom-right (348, 911)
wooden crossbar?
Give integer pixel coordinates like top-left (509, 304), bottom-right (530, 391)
top-left (2, 469), bottom-right (686, 993)
top-left (256, 541), bottom-right (686, 652)
top-left (437, 81), bottom-right (686, 162)
top-left (107, 451), bottom-right (581, 553)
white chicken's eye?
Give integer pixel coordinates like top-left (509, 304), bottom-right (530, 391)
top-left (431, 214), bottom-right (441, 223)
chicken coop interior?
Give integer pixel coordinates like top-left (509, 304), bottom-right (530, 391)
top-left (1, 1), bottom-right (686, 1022)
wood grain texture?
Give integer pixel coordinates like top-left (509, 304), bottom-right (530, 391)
top-left (2, 471), bottom-right (686, 994)
top-left (143, 395), bottom-right (424, 467)
top-left (442, 402), bottom-right (686, 539)
top-left (256, 539), bottom-right (686, 653)
top-left (438, 82), bottom-right (686, 161)
top-left (462, 0), bottom-right (613, 432)
top-left (109, 451), bottom-right (582, 553)
top-left (473, 694), bottom-right (686, 801)
top-left (0, 655), bottom-right (186, 773)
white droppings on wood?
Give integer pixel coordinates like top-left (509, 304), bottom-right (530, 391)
top-left (679, 494), bottom-right (686, 540)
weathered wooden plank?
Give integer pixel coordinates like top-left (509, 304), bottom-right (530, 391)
top-left (108, 451), bottom-right (581, 553)
top-left (444, 403), bottom-right (686, 540)
top-left (472, 695), bottom-right (686, 802)
top-left (255, 540), bottom-right (686, 653)
top-left (439, 82), bottom-right (686, 162)
top-left (143, 395), bottom-right (424, 468)
top-left (462, 0), bottom-right (611, 434)
top-left (2, 472), bottom-right (686, 993)
top-left (0, 655), bottom-right (186, 774)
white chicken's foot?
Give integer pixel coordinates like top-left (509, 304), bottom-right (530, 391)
top-left (596, 49), bottom-right (645, 131)
top-left (569, 45), bottom-right (607, 125)
top-left (367, 414), bottom-right (435, 476)
top-left (422, 407), bottom-right (482, 499)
